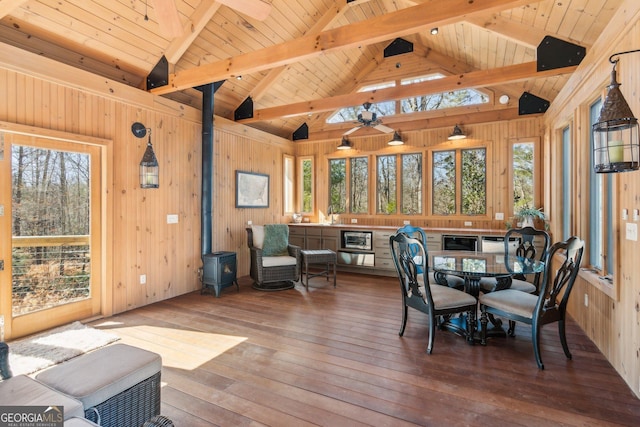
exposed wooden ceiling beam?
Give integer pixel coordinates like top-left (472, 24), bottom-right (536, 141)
top-left (164, 2), bottom-right (223, 65)
top-left (0, 0), bottom-right (28, 19)
top-left (150, 0), bottom-right (533, 95)
top-left (239, 61), bottom-right (576, 123)
top-left (248, 0), bottom-right (352, 102)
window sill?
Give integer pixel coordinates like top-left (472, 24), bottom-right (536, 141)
top-left (578, 267), bottom-right (617, 300)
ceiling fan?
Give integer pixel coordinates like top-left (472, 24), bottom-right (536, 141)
top-left (152, 0), bottom-right (272, 38)
top-left (343, 102), bottom-right (395, 136)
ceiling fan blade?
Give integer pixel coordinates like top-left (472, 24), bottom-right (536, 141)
top-left (153, 0), bottom-right (183, 38)
top-left (343, 126), bottom-right (361, 136)
top-left (374, 124), bottom-right (395, 133)
top-left (216, 0), bottom-right (272, 21)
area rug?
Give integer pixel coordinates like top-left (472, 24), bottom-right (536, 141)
top-left (7, 321), bottom-right (120, 376)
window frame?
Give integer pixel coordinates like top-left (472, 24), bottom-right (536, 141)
top-left (283, 154), bottom-right (294, 215)
top-left (428, 141), bottom-right (491, 219)
top-left (298, 156), bottom-right (314, 214)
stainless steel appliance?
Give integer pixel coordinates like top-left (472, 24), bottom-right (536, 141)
top-left (341, 230), bottom-right (373, 251)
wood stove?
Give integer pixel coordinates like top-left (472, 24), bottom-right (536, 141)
top-left (202, 251), bottom-right (239, 297)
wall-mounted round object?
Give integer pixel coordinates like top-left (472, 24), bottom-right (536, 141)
top-left (499, 95), bottom-right (510, 105)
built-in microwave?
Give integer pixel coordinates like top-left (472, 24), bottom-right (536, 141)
top-left (341, 230), bottom-right (373, 251)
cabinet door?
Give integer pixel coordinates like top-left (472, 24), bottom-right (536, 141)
top-left (306, 228), bottom-right (322, 250)
top-left (321, 229), bottom-right (338, 252)
top-left (288, 226), bottom-right (306, 248)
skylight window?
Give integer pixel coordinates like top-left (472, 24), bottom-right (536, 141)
top-left (327, 73), bottom-right (488, 123)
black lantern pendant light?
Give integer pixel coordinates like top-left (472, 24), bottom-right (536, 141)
top-left (131, 122), bottom-right (159, 188)
top-left (388, 131), bottom-right (404, 146)
top-left (592, 49), bottom-right (640, 173)
top-left (448, 124), bottom-right (467, 140)
top-left (337, 136), bottom-right (352, 150)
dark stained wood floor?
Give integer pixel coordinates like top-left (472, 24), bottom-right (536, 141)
top-left (90, 272), bottom-right (640, 426)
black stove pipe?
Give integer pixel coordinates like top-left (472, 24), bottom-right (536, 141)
top-left (201, 84), bottom-right (214, 257)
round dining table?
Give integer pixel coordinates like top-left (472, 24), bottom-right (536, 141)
top-left (429, 250), bottom-right (545, 342)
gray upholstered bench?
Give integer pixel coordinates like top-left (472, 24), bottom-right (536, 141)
top-left (36, 343), bottom-right (162, 427)
top-left (0, 374), bottom-right (85, 420)
top-left (300, 249), bottom-right (337, 289)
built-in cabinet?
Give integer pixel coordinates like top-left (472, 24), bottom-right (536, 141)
top-left (290, 225), bottom-right (523, 277)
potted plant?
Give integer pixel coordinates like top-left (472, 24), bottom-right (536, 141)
top-left (513, 206), bottom-right (547, 229)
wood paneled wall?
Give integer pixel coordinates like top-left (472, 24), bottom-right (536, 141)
top-left (295, 117), bottom-right (543, 230)
top-left (0, 41), bottom-right (296, 339)
top-left (542, 0), bottom-right (640, 398)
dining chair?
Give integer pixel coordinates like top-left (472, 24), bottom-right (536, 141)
top-left (389, 233), bottom-right (477, 354)
top-left (396, 224), bottom-right (464, 290)
top-left (478, 236), bottom-right (584, 369)
top-left (480, 226), bottom-right (551, 294)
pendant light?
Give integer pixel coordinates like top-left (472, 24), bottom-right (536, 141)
top-left (592, 49), bottom-right (640, 173)
top-left (448, 124), bottom-right (467, 140)
top-left (337, 136), bottom-right (352, 150)
top-left (388, 131), bottom-right (404, 146)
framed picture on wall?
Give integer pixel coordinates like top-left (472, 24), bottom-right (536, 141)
top-left (236, 170), bottom-right (269, 208)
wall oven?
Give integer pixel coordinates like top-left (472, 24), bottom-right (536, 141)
top-left (341, 230), bottom-right (373, 251)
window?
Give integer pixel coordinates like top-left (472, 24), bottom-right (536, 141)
top-left (589, 98), bottom-right (614, 274)
top-left (327, 74), bottom-right (489, 123)
top-left (432, 147), bottom-right (487, 216)
top-left (283, 155), bottom-right (294, 214)
top-left (562, 126), bottom-right (572, 240)
top-left (400, 74), bottom-right (489, 113)
top-left (432, 150), bottom-right (456, 215)
top-left (377, 155), bottom-right (396, 214)
top-left (512, 142), bottom-right (535, 213)
top-left (299, 156), bottom-right (313, 213)
top-left (401, 153), bottom-right (422, 214)
top-left (329, 159), bottom-right (346, 213)
top-left (462, 149), bottom-right (486, 215)
top-left (350, 157), bottom-right (368, 214)
top-left (329, 157), bottom-right (369, 215)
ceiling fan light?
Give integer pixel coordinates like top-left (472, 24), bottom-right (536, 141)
top-left (388, 131), bottom-right (404, 146)
top-left (337, 136), bottom-right (352, 150)
top-left (448, 124), bottom-right (467, 140)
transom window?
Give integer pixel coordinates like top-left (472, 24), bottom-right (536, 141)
top-left (327, 73), bottom-right (489, 123)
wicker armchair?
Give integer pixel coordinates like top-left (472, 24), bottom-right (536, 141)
top-left (247, 226), bottom-right (301, 290)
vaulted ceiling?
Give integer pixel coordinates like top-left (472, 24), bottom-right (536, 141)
top-left (0, 0), bottom-right (622, 140)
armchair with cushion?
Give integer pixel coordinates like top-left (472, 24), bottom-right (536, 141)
top-left (247, 224), bottom-right (301, 290)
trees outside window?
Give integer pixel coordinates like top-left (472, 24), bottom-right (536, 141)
top-left (432, 150), bottom-right (456, 215)
top-left (377, 155), bottom-right (396, 214)
top-left (512, 142), bottom-right (535, 213)
top-left (432, 148), bottom-right (487, 216)
top-left (462, 148), bottom-right (486, 215)
top-left (350, 157), bottom-right (368, 214)
top-left (329, 159), bottom-right (346, 213)
top-left (401, 153), bottom-right (422, 214)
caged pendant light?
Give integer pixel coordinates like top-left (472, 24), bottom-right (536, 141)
top-left (592, 49), bottom-right (640, 173)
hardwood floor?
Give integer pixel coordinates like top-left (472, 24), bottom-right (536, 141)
top-left (90, 272), bottom-right (640, 426)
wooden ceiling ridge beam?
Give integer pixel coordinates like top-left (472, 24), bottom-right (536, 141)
top-left (239, 61), bottom-right (577, 123)
top-left (0, 0), bottom-right (28, 19)
top-left (149, 0), bottom-right (533, 95)
top-left (164, 2), bottom-right (224, 65)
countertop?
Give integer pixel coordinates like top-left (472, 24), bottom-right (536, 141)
top-left (288, 223), bottom-right (506, 235)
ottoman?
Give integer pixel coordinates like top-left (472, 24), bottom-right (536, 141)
top-left (0, 374), bottom-right (84, 420)
top-left (36, 343), bottom-right (162, 427)
top-left (300, 249), bottom-right (337, 289)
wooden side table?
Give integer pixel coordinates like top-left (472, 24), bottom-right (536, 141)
top-left (300, 249), bottom-right (337, 290)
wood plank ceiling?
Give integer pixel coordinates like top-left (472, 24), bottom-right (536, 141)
top-left (0, 0), bottom-right (623, 140)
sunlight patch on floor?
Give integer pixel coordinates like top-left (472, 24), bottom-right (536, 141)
top-left (92, 321), bottom-right (247, 370)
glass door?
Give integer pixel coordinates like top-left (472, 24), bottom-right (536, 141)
top-left (1, 132), bottom-right (103, 339)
